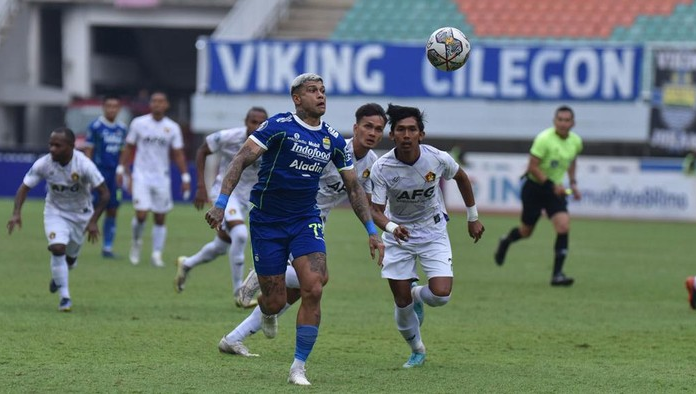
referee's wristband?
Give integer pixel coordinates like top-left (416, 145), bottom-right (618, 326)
top-left (365, 220), bottom-right (378, 236)
top-left (466, 204), bottom-right (479, 222)
top-left (214, 193), bottom-right (229, 209)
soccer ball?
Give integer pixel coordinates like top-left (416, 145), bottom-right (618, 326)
top-left (426, 27), bottom-right (471, 72)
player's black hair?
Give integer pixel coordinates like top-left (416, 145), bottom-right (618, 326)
top-left (246, 106), bottom-right (268, 118)
top-left (355, 103), bottom-right (387, 125)
top-left (386, 103), bottom-right (425, 132)
top-left (555, 105), bottom-right (574, 119)
top-left (150, 90), bottom-right (168, 101)
top-left (102, 94), bottom-right (121, 103)
top-left (51, 127), bottom-right (76, 146)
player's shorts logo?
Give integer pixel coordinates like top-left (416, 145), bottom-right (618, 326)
top-left (322, 137), bottom-right (330, 150)
top-left (362, 169), bottom-right (370, 178)
top-left (227, 208), bottom-right (236, 215)
top-left (71, 172), bottom-right (79, 182)
top-left (49, 232), bottom-right (56, 240)
top-left (425, 171), bottom-right (436, 182)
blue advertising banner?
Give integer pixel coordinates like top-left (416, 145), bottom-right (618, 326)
top-left (204, 40), bottom-right (642, 101)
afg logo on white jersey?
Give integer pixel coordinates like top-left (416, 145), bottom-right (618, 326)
top-left (396, 186), bottom-right (436, 200)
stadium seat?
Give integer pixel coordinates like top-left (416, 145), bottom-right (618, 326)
top-left (332, 0), bottom-right (696, 43)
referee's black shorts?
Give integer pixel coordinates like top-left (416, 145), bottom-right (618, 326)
top-left (520, 178), bottom-right (568, 226)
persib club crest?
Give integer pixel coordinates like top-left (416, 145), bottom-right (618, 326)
top-left (425, 171), bottom-right (436, 182)
top-left (71, 172), bottom-right (79, 182)
top-left (322, 137), bottom-right (330, 150)
top-left (362, 169), bottom-right (370, 178)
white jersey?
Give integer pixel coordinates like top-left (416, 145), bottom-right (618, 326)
top-left (126, 114), bottom-right (183, 185)
top-left (206, 127), bottom-right (260, 201)
top-left (371, 145), bottom-right (459, 242)
top-left (316, 138), bottom-right (378, 219)
top-left (23, 150), bottom-right (105, 223)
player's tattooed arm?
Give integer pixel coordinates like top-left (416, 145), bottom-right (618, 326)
top-left (219, 139), bottom-right (264, 196)
top-left (341, 169), bottom-right (372, 224)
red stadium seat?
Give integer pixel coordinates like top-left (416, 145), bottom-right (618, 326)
top-left (455, 0), bottom-right (693, 39)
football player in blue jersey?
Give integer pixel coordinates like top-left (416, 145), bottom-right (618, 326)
top-left (206, 73), bottom-right (384, 386)
top-left (83, 95), bottom-right (128, 258)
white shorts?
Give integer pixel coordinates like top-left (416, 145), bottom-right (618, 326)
top-left (380, 232), bottom-right (453, 280)
top-left (224, 194), bottom-right (251, 223)
top-left (44, 213), bottom-right (86, 257)
top-left (132, 179), bottom-right (172, 213)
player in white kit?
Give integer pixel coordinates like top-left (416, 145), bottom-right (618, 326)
top-left (116, 92), bottom-right (191, 267)
top-left (174, 107), bottom-right (268, 306)
top-left (369, 104), bottom-right (485, 368)
top-left (7, 127), bottom-right (110, 311)
top-left (217, 103), bottom-right (386, 357)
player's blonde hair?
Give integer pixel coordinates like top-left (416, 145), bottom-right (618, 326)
top-left (290, 73), bottom-right (323, 95)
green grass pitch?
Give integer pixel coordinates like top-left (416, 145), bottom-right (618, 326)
top-left (1, 198), bottom-right (695, 392)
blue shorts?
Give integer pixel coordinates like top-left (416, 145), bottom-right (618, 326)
top-left (93, 168), bottom-right (120, 210)
top-left (249, 211), bottom-right (326, 276)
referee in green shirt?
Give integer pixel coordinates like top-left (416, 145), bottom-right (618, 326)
top-left (495, 106), bottom-right (583, 286)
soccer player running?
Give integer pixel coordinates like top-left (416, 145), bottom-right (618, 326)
top-left (217, 102), bottom-right (386, 357)
top-left (205, 74), bottom-right (384, 386)
top-left (7, 127), bottom-right (110, 312)
top-left (117, 91), bottom-right (191, 268)
top-left (83, 94), bottom-right (127, 258)
top-left (174, 106), bottom-right (268, 306)
top-left (494, 105), bottom-right (582, 286)
top-left (369, 104), bottom-right (484, 368)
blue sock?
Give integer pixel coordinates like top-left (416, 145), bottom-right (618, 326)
top-left (103, 216), bottom-right (116, 250)
top-left (294, 325), bottom-right (319, 362)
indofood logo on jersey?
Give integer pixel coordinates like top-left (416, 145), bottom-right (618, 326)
top-left (290, 142), bottom-right (332, 161)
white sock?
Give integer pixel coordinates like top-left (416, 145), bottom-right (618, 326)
top-left (291, 359), bottom-right (306, 370)
top-left (418, 285), bottom-right (451, 307)
top-left (226, 303), bottom-right (292, 343)
top-left (394, 303), bottom-right (424, 353)
top-left (185, 236), bottom-right (229, 268)
top-left (226, 306), bottom-right (262, 342)
top-left (131, 217), bottom-right (145, 241)
top-left (152, 224), bottom-right (167, 254)
top-left (51, 254), bottom-right (70, 299)
top-left (228, 225), bottom-right (248, 290)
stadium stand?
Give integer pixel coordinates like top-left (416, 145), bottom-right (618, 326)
top-left (269, 0), bottom-right (356, 40)
top-left (332, 0), bottom-right (471, 41)
top-left (458, 0), bottom-right (692, 39)
top-left (331, 0), bottom-right (696, 42)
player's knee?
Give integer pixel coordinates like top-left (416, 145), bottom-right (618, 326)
top-left (228, 224), bottom-right (247, 245)
top-left (301, 279), bottom-right (324, 301)
top-left (48, 244), bottom-right (66, 256)
top-left (260, 296), bottom-right (286, 314)
top-left (425, 294), bottom-right (450, 307)
top-left (519, 226), bottom-right (534, 238)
